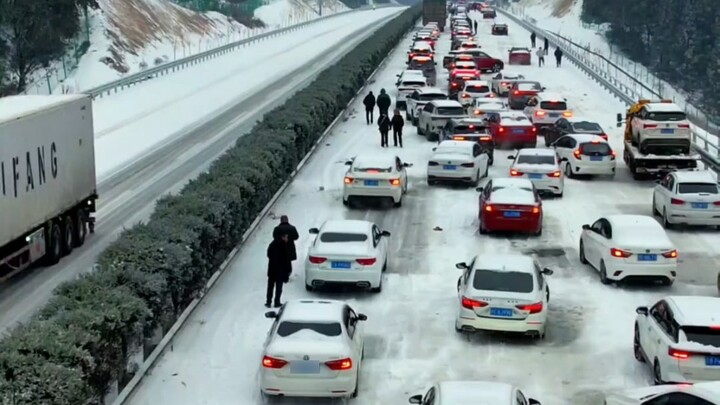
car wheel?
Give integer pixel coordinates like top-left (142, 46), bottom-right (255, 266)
top-left (599, 262), bottom-right (610, 285)
top-left (653, 360), bottom-right (664, 385)
top-left (579, 241), bottom-right (588, 264)
top-left (62, 216), bottom-right (75, 256)
top-left (43, 223), bottom-right (63, 266)
top-left (343, 197), bottom-right (349, 206)
top-left (370, 280), bottom-right (382, 293)
top-left (479, 219), bottom-right (487, 234)
top-left (351, 371), bottom-right (359, 398)
top-left (652, 196), bottom-right (659, 216)
top-left (633, 324), bottom-right (645, 362)
top-left (418, 124), bottom-right (425, 135)
top-left (425, 126), bottom-right (433, 141)
top-left (305, 284), bottom-right (313, 292)
top-left (455, 319), bottom-right (463, 333)
top-left (488, 155), bottom-right (494, 166)
top-left (662, 208), bottom-right (672, 229)
top-left (393, 197), bottom-right (402, 208)
top-left (73, 210), bottom-right (87, 247)
top-left (412, 117), bottom-right (418, 126)
top-left (564, 162), bottom-right (573, 178)
top-left (382, 260), bottom-right (387, 272)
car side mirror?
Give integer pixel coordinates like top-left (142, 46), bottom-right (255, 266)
top-left (381, 230), bottom-right (391, 237)
top-left (507, 155), bottom-right (515, 160)
top-left (636, 306), bottom-right (648, 316)
top-left (456, 262), bottom-right (468, 269)
top-left (542, 268), bottom-right (554, 275)
top-left (581, 224), bottom-right (590, 230)
top-left (409, 395), bottom-right (422, 404)
top-left (403, 162), bottom-right (413, 167)
top-left (345, 160), bottom-right (353, 165)
top-left (265, 311), bottom-right (277, 319)
top-left (309, 227), bottom-right (319, 234)
top-left (528, 399), bottom-right (541, 405)
top-left (357, 313), bottom-right (368, 321)
top-left (616, 112), bottom-right (622, 122)
top-left (655, 179), bottom-right (661, 184)
top-left (541, 87), bottom-right (546, 91)
top-left (476, 186), bottom-right (483, 192)
top-left (432, 147), bottom-right (437, 151)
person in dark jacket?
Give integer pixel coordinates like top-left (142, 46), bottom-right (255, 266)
top-left (376, 88), bottom-right (391, 116)
top-left (473, 20), bottom-right (478, 34)
top-left (554, 47), bottom-right (563, 67)
top-left (391, 108), bottom-right (404, 147)
top-left (266, 233), bottom-right (292, 308)
top-left (543, 37), bottom-right (549, 55)
top-left (363, 91), bottom-right (375, 124)
top-left (272, 215), bottom-right (299, 262)
top-left (378, 113), bottom-right (391, 147)
top-left (530, 32), bottom-right (536, 48)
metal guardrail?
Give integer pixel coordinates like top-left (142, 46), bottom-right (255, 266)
top-left (495, 7), bottom-right (720, 170)
top-left (85, 4), bottom-right (394, 99)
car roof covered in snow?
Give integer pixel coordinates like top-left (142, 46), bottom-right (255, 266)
top-left (412, 41), bottom-right (433, 49)
top-left (565, 134), bottom-right (607, 143)
top-left (464, 80), bottom-right (489, 86)
top-left (470, 254), bottom-right (535, 272)
top-left (351, 153), bottom-right (397, 169)
top-left (643, 102), bottom-right (684, 112)
top-left (280, 300), bottom-right (346, 323)
top-left (320, 219), bottom-right (372, 235)
top-left (488, 178), bottom-right (536, 205)
top-left (604, 215), bottom-right (673, 247)
top-left (416, 87), bottom-right (446, 95)
top-left (438, 381), bottom-right (514, 403)
top-left (436, 140), bottom-right (474, 152)
top-left (666, 296), bottom-right (720, 326)
top-left (509, 47), bottom-right (531, 53)
top-left (431, 100), bottom-right (464, 108)
top-left (565, 116), bottom-right (598, 124)
top-left (536, 92), bottom-right (566, 102)
top-left (517, 148), bottom-right (556, 156)
top-left (672, 170), bottom-right (717, 184)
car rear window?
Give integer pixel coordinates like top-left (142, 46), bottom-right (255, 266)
top-left (319, 232), bottom-right (368, 243)
top-left (402, 81), bottom-right (425, 87)
top-left (461, 43), bottom-right (478, 48)
top-left (472, 270), bottom-right (534, 293)
top-left (516, 155), bottom-right (555, 164)
top-left (354, 166), bottom-right (392, 173)
top-left (466, 85), bottom-right (489, 92)
top-left (540, 101), bottom-right (567, 110)
top-left (571, 121), bottom-right (602, 132)
top-left (517, 83), bottom-right (541, 91)
top-left (277, 321), bottom-right (342, 337)
top-left (419, 94), bottom-right (446, 101)
top-left (454, 125), bottom-right (485, 134)
top-left (646, 111), bottom-right (687, 121)
top-left (681, 326), bottom-right (720, 347)
top-left (580, 142), bottom-right (611, 155)
top-left (500, 115), bottom-right (530, 123)
top-left (677, 182), bottom-right (719, 194)
top-left (437, 107), bottom-right (465, 115)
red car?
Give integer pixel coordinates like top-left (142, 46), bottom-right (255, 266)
top-left (508, 81), bottom-right (544, 109)
top-left (486, 111), bottom-right (537, 149)
top-left (449, 69), bottom-right (480, 95)
top-left (508, 47), bottom-right (531, 65)
top-left (477, 178), bottom-right (543, 235)
top-left (452, 49), bottom-right (504, 73)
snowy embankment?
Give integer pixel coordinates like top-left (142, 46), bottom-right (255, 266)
top-left (509, 0), bottom-right (720, 158)
top-left (254, 0), bottom-right (349, 29)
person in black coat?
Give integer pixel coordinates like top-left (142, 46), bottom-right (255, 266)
top-left (273, 215), bottom-right (299, 262)
top-left (543, 37), bottom-right (549, 55)
top-left (530, 32), bottom-right (536, 47)
top-left (376, 88), bottom-right (391, 116)
top-left (378, 113), bottom-right (391, 147)
top-left (363, 91), bottom-right (376, 124)
top-left (266, 233), bottom-right (292, 308)
top-left (391, 108), bottom-right (404, 147)
top-left (554, 47), bottom-right (563, 67)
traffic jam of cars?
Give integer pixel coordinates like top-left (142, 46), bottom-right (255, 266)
top-left (258, 1), bottom-right (720, 404)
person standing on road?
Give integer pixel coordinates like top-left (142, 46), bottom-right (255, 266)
top-left (536, 47), bottom-right (545, 67)
top-left (473, 20), bottom-right (478, 34)
top-left (543, 37), bottom-right (549, 55)
top-left (273, 215), bottom-right (299, 274)
top-left (376, 88), bottom-right (391, 116)
top-left (530, 32), bottom-right (536, 47)
top-left (266, 233), bottom-right (292, 308)
top-left (378, 113), bottom-right (391, 147)
top-left (554, 47), bottom-right (563, 67)
top-left (363, 91), bottom-right (376, 124)
top-left (391, 108), bottom-right (404, 147)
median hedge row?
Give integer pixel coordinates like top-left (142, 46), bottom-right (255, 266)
top-left (0, 5), bottom-right (421, 404)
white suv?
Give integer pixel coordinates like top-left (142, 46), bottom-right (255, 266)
top-left (417, 100), bottom-right (467, 142)
top-left (406, 87), bottom-right (447, 125)
top-left (523, 93), bottom-right (572, 132)
top-left (634, 296), bottom-right (720, 384)
top-left (629, 100), bottom-right (692, 154)
top-left (457, 80), bottom-right (493, 107)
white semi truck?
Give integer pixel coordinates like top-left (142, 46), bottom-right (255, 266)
top-left (0, 94), bottom-right (97, 282)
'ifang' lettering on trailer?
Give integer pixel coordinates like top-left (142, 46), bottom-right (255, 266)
top-left (0, 142), bottom-right (58, 198)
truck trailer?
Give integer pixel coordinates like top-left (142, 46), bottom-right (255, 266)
top-left (0, 95), bottom-right (97, 282)
top-left (423, 0), bottom-right (447, 31)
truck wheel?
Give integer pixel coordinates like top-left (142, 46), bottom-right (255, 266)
top-left (63, 217), bottom-right (75, 256)
top-left (44, 223), bottom-right (63, 266)
top-left (73, 211), bottom-right (87, 247)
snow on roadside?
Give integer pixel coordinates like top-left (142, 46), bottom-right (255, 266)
top-left (254, 0), bottom-right (350, 29)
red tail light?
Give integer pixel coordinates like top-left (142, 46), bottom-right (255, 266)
top-left (479, 136), bottom-right (492, 141)
top-left (461, 162), bottom-right (474, 167)
top-left (678, 124), bottom-right (690, 128)
top-left (452, 136), bottom-right (466, 140)
top-left (461, 296), bottom-right (488, 309)
top-left (325, 358), bottom-right (353, 370)
top-left (599, 133), bottom-right (608, 140)
top-left (531, 206), bottom-right (540, 214)
top-left (535, 111), bottom-right (546, 117)
top-left (409, 53), bottom-right (415, 57)
top-left (262, 356), bottom-right (288, 369)
top-left (344, 176), bottom-right (353, 184)
top-left (669, 348), bottom-right (691, 360)
top-left (389, 178), bottom-right (401, 186)
top-left (573, 149), bottom-right (581, 159)
top-left (308, 256), bottom-right (327, 264)
top-left (498, 127), bottom-right (505, 132)
top-left (510, 169), bottom-right (523, 176)
top-left (643, 124), bottom-right (657, 129)
top-left (670, 198), bottom-right (685, 205)
top-left (713, 201), bottom-right (720, 206)
top-left (516, 302), bottom-right (543, 314)
top-left (513, 91), bottom-right (519, 95)
top-left (452, 82), bottom-right (459, 87)
top-left (356, 258), bottom-right (376, 265)
top-left (548, 171), bottom-right (561, 177)
top-left (610, 149), bottom-right (616, 159)
top-left (662, 250), bottom-right (678, 259)
top-left (610, 248), bottom-right (632, 258)
top-left (531, 126), bottom-right (537, 133)
top-left (484, 204), bottom-right (493, 212)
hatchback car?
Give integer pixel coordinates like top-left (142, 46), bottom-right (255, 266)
top-left (653, 170), bottom-right (720, 228)
top-left (508, 81), bottom-right (545, 109)
top-left (486, 111), bottom-right (536, 149)
top-left (471, 98), bottom-right (508, 121)
top-left (492, 23), bottom-right (508, 35)
top-left (551, 134), bottom-right (616, 178)
top-left (490, 71), bottom-right (525, 96)
top-left (508, 148), bottom-right (563, 197)
top-left (508, 47), bottom-right (531, 65)
top-left (524, 93), bottom-right (573, 131)
top-left (427, 140), bottom-right (489, 185)
top-left (305, 220), bottom-right (390, 292)
top-left (455, 254), bottom-right (552, 338)
top-left (410, 381), bottom-right (543, 405)
top-left (343, 154), bottom-right (412, 207)
top-left (477, 178), bottom-right (543, 235)
top-left (457, 80), bottom-right (492, 106)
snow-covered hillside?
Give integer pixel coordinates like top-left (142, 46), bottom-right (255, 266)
top-left (255, 0), bottom-right (349, 29)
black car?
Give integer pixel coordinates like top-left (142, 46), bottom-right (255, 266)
top-left (492, 24), bottom-right (508, 35)
top-left (438, 118), bottom-right (495, 165)
top-left (544, 117), bottom-right (608, 146)
top-left (482, 9), bottom-right (496, 18)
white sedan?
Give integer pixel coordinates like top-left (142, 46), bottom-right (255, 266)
top-left (490, 71), bottom-right (525, 96)
top-left (343, 153), bottom-right (412, 208)
top-left (427, 140), bottom-right (489, 186)
top-left (410, 381), bottom-right (544, 405)
top-left (457, 80), bottom-right (493, 106)
top-left (455, 254), bottom-right (553, 339)
top-left (470, 98), bottom-right (508, 120)
top-left (305, 219), bottom-right (390, 292)
top-left (508, 148), bottom-right (564, 197)
top-left (260, 300), bottom-right (367, 399)
top-left (653, 170), bottom-right (720, 228)
top-left (551, 134), bottom-right (616, 178)
top-left (634, 296), bottom-right (720, 384)
top-left (579, 215), bottom-right (678, 285)
top-left (605, 381), bottom-right (720, 404)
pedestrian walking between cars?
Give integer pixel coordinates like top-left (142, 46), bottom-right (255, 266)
top-left (391, 109), bottom-right (404, 147)
top-left (265, 233), bottom-right (292, 308)
top-left (363, 91), bottom-right (375, 124)
top-left (378, 113), bottom-right (391, 147)
top-left (554, 47), bottom-right (563, 67)
top-left (530, 32), bottom-right (536, 47)
top-left (536, 47), bottom-right (545, 66)
top-left (376, 88), bottom-right (391, 116)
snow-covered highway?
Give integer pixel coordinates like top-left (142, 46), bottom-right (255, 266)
top-left (0, 7), bottom-right (406, 334)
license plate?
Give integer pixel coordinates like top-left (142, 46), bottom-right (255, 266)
top-left (549, 113), bottom-right (559, 117)
top-left (528, 173), bottom-right (542, 179)
top-left (490, 308), bottom-right (513, 317)
top-left (503, 211), bottom-right (521, 218)
top-left (661, 128), bottom-right (674, 134)
top-left (590, 156), bottom-right (603, 161)
top-left (512, 128), bottom-right (524, 134)
top-left (692, 202), bottom-right (708, 209)
top-left (705, 356), bottom-right (720, 366)
top-left (443, 165), bottom-right (457, 170)
top-left (290, 360), bottom-right (320, 374)
top-left (364, 180), bottom-right (378, 186)
top-left (331, 261), bottom-right (352, 269)
top-left (638, 254), bottom-right (657, 261)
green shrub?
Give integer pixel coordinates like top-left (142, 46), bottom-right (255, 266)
top-left (0, 4), bottom-right (421, 402)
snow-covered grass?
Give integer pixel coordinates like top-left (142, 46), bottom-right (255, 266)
top-left (124, 13), bottom-right (720, 405)
top-left (255, 0), bottom-right (349, 29)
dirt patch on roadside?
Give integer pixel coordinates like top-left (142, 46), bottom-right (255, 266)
top-left (551, 0), bottom-right (575, 18)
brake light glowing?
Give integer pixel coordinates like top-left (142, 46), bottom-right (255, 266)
top-left (325, 358), bottom-right (353, 370)
top-left (308, 256), bottom-right (327, 264)
top-left (452, 82), bottom-right (459, 87)
top-left (344, 176), bottom-right (353, 184)
top-left (453, 136), bottom-right (466, 140)
top-left (484, 204), bottom-right (492, 212)
top-left (668, 348), bottom-right (691, 360)
top-left (573, 149), bottom-right (581, 159)
top-left (462, 93), bottom-right (471, 98)
top-left (461, 296), bottom-right (488, 309)
top-left (389, 178), bottom-right (401, 186)
top-left (670, 198), bottom-right (685, 205)
top-left (610, 248), bottom-right (632, 258)
top-left (535, 111), bottom-right (546, 117)
top-left (514, 91), bottom-right (519, 95)
top-left (479, 136), bottom-right (491, 141)
top-left (599, 133), bottom-right (608, 140)
top-left (356, 258), bottom-right (377, 265)
top-left (678, 124), bottom-right (690, 128)
top-left (468, 125), bottom-right (474, 128)
top-left (510, 169), bottom-right (522, 176)
top-left (474, 110), bottom-right (483, 115)
top-left (516, 302), bottom-right (543, 314)
top-left (498, 127), bottom-right (504, 132)
top-left (562, 111), bottom-right (573, 117)
top-left (532, 206), bottom-right (540, 214)
top-left (662, 250), bottom-right (678, 259)
top-left (531, 126), bottom-right (537, 133)
top-left (262, 356), bottom-right (288, 369)
top-left (643, 124), bottom-right (657, 129)
top-left (409, 53), bottom-right (415, 57)
top-left (548, 171), bottom-right (561, 177)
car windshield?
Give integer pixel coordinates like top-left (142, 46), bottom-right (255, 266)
top-left (677, 182), bottom-right (719, 194)
top-left (319, 232), bottom-right (368, 243)
top-left (472, 270), bottom-right (534, 293)
top-left (453, 125), bottom-right (485, 134)
top-left (276, 321), bottom-right (342, 337)
top-left (466, 85), bottom-right (489, 92)
top-left (540, 101), bottom-right (567, 110)
top-left (517, 155), bottom-right (555, 164)
top-left (580, 142), bottom-right (611, 155)
top-left (571, 121), bottom-right (602, 132)
top-left (437, 107), bottom-right (465, 115)
top-left (517, 83), bottom-right (541, 91)
top-left (410, 60), bottom-right (433, 68)
top-left (681, 326), bottom-right (720, 347)
top-left (645, 111), bottom-right (687, 121)
top-left (419, 93), bottom-right (446, 101)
